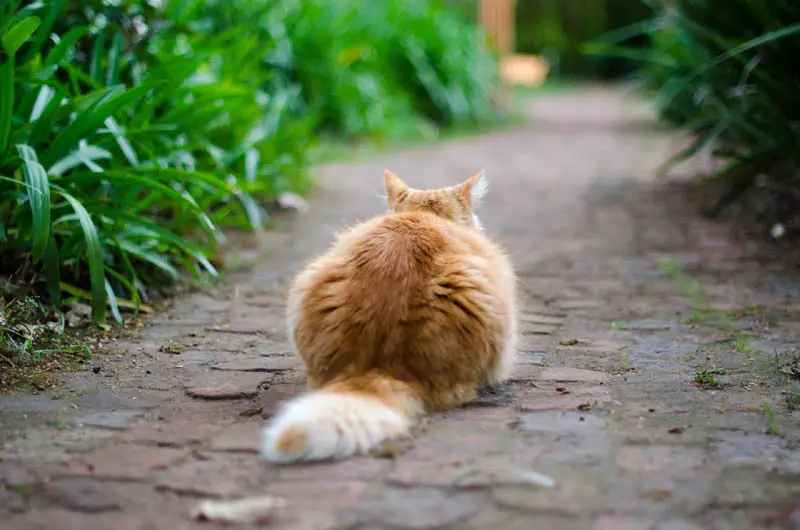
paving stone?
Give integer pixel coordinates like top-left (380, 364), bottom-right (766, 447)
top-left (205, 315), bottom-right (270, 335)
top-left (521, 324), bottom-right (559, 335)
top-left (657, 520), bottom-right (706, 530)
top-left (155, 453), bottom-right (265, 497)
top-left (31, 478), bottom-right (152, 513)
top-left (518, 333), bottom-right (554, 350)
top-left (466, 508), bottom-right (587, 530)
top-left (172, 349), bottom-right (218, 365)
top-left (518, 385), bottom-right (611, 411)
top-left (211, 356), bottom-right (299, 372)
top-left (555, 339), bottom-right (628, 354)
top-left (615, 445), bottom-right (707, 475)
top-left (65, 444), bottom-right (186, 480)
top-left (453, 458), bottom-right (556, 488)
top-left (0, 460), bottom-right (39, 486)
top-left (75, 410), bottom-right (145, 430)
top-left (185, 373), bottom-right (267, 399)
top-left (3, 509), bottom-right (196, 530)
top-left (0, 486), bottom-right (26, 513)
top-left (508, 364), bottom-right (542, 382)
top-left (538, 367), bottom-right (609, 384)
top-left (355, 487), bottom-right (482, 529)
top-left (518, 411), bottom-right (606, 433)
top-left (623, 319), bottom-right (675, 331)
top-left (714, 431), bottom-right (800, 473)
top-left (275, 457), bottom-right (391, 481)
top-left (520, 313), bottom-right (565, 325)
top-left (493, 471), bottom-right (626, 516)
top-left (557, 299), bottom-right (606, 310)
top-left (593, 516), bottom-right (656, 530)
top-left (387, 455), bottom-right (473, 487)
top-left (120, 420), bottom-right (228, 446)
top-left (517, 351), bottom-right (547, 365)
top-left (0, 394), bottom-right (68, 413)
top-left (206, 421), bottom-right (261, 453)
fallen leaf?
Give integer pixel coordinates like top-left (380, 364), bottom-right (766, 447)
top-left (650, 489), bottom-right (672, 502)
top-left (191, 495), bottom-right (285, 524)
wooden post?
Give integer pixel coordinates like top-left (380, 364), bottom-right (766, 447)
top-left (479, 0), bottom-right (515, 56)
top-left (479, 0), bottom-right (515, 108)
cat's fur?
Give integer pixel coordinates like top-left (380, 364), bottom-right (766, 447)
top-left (260, 170), bottom-right (518, 463)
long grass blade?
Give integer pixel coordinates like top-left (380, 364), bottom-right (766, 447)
top-left (16, 144), bottom-right (51, 261)
top-left (56, 190), bottom-right (107, 327)
top-left (1, 15), bottom-right (40, 55)
top-left (43, 235), bottom-right (62, 306)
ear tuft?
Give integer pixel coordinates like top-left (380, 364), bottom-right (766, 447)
top-left (470, 170), bottom-right (488, 205)
top-left (384, 169), bottom-right (408, 208)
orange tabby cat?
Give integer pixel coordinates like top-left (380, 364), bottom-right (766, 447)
top-left (260, 170), bottom-right (518, 463)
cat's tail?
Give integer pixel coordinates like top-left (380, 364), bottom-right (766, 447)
top-left (260, 371), bottom-right (422, 463)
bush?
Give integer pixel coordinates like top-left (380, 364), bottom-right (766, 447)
top-left (592, 0), bottom-right (800, 231)
top-left (0, 0), bottom-right (497, 328)
top-left (517, 0), bottom-right (651, 79)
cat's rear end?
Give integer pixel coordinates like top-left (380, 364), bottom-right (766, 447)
top-left (261, 170), bottom-right (518, 463)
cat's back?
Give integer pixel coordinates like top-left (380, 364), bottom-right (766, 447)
top-left (346, 211), bottom-right (468, 278)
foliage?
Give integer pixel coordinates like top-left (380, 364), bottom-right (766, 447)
top-left (444, 0), bottom-right (651, 78)
top-left (0, 0), bottom-right (497, 328)
top-left (517, 0), bottom-right (651, 78)
top-left (590, 0), bottom-right (800, 231)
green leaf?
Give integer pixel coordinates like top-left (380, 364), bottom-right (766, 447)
top-left (1, 16), bottom-right (41, 55)
top-left (115, 239), bottom-right (180, 280)
top-left (106, 30), bottom-right (123, 86)
top-left (43, 26), bottom-right (90, 69)
top-left (16, 144), bottom-right (51, 262)
top-left (41, 84), bottom-right (151, 167)
top-left (104, 265), bottom-right (142, 313)
top-left (103, 117), bottom-right (139, 166)
top-left (0, 54), bottom-right (13, 156)
top-left (29, 85), bottom-right (55, 122)
top-left (26, 0), bottom-right (67, 60)
top-left (43, 235), bottom-right (62, 306)
top-left (104, 277), bottom-right (122, 324)
top-left (89, 27), bottom-right (105, 83)
top-left (661, 23), bottom-right (800, 108)
top-left (48, 142), bottom-right (112, 176)
top-left (56, 190), bottom-right (107, 327)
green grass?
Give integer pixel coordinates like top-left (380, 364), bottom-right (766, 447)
top-left (658, 257), bottom-right (736, 330)
top-left (694, 368), bottom-right (727, 389)
top-left (763, 400), bottom-right (781, 435)
top-left (0, 0), bottom-right (499, 334)
top-left (786, 392), bottom-right (799, 412)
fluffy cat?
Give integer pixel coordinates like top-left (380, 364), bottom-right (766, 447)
top-left (260, 170), bottom-right (518, 463)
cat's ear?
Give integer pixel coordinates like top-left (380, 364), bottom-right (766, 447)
top-left (384, 169), bottom-right (409, 208)
top-left (459, 170), bottom-right (488, 208)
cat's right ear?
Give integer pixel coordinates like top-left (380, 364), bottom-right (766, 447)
top-left (384, 170), bottom-right (409, 208)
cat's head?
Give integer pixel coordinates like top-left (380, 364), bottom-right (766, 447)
top-left (381, 170), bottom-right (488, 230)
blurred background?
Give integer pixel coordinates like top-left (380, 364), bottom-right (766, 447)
top-left (1, 0), bottom-right (798, 332)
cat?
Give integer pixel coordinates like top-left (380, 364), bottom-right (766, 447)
top-left (260, 170), bottom-right (518, 463)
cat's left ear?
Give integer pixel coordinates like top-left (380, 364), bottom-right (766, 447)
top-left (459, 170), bottom-right (488, 208)
top-left (383, 169), bottom-right (409, 209)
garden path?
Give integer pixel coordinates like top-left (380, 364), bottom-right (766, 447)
top-left (2, 86), bottom-right (800, 530)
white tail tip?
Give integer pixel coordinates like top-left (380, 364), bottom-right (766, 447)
top-left (260, 391), bottom-right (411, 463)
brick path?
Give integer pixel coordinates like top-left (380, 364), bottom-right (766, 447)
top-left (2, 87), bottom-right (799, 530)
